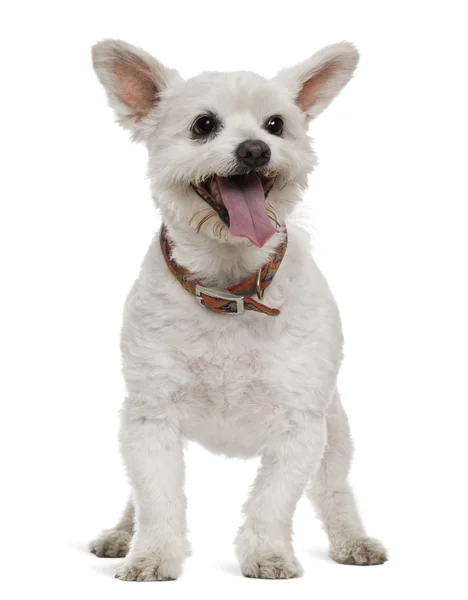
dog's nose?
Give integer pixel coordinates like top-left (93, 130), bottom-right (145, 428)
top-left (236, 139), bottom-right (271, 169)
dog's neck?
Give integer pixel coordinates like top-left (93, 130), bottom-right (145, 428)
top-left (162, 214), bottom-right (285, 289)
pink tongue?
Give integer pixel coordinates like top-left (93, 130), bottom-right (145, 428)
top-left (217, 172), bottom-right (277, 247)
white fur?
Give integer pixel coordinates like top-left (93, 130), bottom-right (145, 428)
top-left (89, 39), bottom-right (387, 580)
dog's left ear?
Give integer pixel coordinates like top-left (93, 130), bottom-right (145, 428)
top-left (274, 42), bottom-right (359, 120)
top-left (92, 39), bottom-right (182, 138)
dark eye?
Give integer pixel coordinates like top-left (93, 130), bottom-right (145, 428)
top-left (192, 114), bottom-right (218, 137)
top-left (265, 115), bottom-right (284, 136)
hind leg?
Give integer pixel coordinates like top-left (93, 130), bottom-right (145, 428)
top-left (307, 392), bottom-right (387, 565)
top-left (89, 497), bottom-right (134, 558)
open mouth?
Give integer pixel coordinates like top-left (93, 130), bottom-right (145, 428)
top-left (192, 172), bottom-right (277, 247)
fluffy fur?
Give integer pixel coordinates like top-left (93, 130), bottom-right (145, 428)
top-left (89, 39), bottom-right (387, 580)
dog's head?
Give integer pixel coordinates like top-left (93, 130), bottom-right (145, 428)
top-left (93, 40), bottom-right (358, 247)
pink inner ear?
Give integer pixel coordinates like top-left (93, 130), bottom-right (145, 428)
top-left (297, 62), bottom-right (336, 111)
top-left (112, 57), bottom-right (157, 118)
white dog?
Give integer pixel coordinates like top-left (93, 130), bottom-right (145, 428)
top-left (89, 39), bottom-right (387, 581)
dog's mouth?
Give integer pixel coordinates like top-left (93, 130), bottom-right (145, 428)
top-left (192, 172), bottom-right (277, 247)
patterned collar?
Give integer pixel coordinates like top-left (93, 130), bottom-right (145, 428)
top-left (160, 226), bottom-right (287, 316)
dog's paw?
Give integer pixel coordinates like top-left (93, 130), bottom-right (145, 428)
top-left (330, 537), bottom-right (388, 566)
top-left (241, 554), bottom-right (302, 579)
top-left (89, 529), bottom-right (132, 558)
top-left (115, 552), bottom-right (182, 581)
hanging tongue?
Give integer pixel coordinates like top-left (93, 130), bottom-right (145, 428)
top-left (216, 172), bottom-right (277, 247)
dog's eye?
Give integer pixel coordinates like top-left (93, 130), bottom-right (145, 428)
top-left (265, 116), bottom-right (284, 136)
top-left (192, 115), bottom-right (218, 137)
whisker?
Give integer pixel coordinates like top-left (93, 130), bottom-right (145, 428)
top-left (195, 211), bottom-right (216, 233)
top-left (266, 207), bottom-right (280, 228)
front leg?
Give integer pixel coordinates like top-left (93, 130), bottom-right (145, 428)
top-left (236, 414), bottom-right (326, 579)
top-left (115, 407), bottom-right (189, 581)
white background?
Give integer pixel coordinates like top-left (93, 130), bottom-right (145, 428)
top-left (1, 1), bottom-right (467, 598)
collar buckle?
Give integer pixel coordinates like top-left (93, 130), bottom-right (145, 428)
top-left (256, 268), bottom-right (265, 300)
top-left (195, 285), bottom-right (245, 316)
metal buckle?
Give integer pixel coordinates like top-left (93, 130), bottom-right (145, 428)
top-left (195, 285), bottom-right (245, 315)
top-left (256, 268), bottom-right (265, 300)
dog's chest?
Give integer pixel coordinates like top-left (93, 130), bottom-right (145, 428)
top-left (176, 319), bottom-right (315, 455)
top-left (124, 299), bottom-right (320, 456)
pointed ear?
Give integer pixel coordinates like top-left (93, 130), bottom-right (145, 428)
top-left (92, 39), bottom-right (182, 137)
top-left (275, 42), bottom-right (359, 120)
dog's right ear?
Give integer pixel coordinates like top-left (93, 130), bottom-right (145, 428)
top-left (92, 39), bottom-right (181, 139)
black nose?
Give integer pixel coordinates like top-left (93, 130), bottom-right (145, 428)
top-left (236, 139), bottom-right (271, 169)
